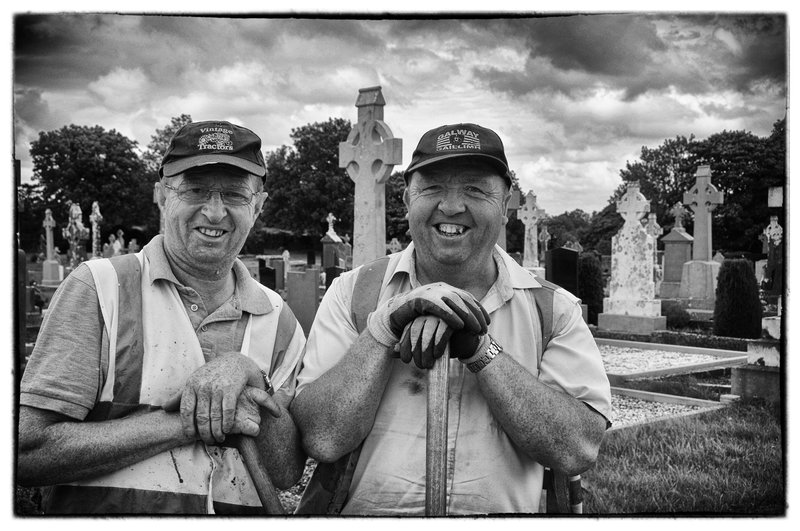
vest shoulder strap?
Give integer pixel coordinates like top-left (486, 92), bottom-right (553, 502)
top-left (350, 256), bottom-right (392, 334)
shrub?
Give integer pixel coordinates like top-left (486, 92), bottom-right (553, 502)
top-left (578, 252), bottom-right (605, 325)
top-left (713, 259), bottom-right (763, 338)
top-left (662, 302), bottom-right (692, 329)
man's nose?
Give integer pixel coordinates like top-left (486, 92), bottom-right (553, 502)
top-left (437, 189), bottom-right (466, 215)
top-left (201, 191), bottom-right (227, 222)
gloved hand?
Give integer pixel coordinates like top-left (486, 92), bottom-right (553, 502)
top-left (367, 282), bottom-right (490, 348)
top-left (396, 315), bottom-right (492, 369)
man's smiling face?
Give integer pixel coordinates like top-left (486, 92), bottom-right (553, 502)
top-left (160, 166), bottom-right (265, 273)
top-left (404, 159), bottom-right (510, 269)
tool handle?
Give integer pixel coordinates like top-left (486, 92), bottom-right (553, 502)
top-left (425, 352), bottom-right (449, 516)
top-left (237, 436), bottom-right (286, 515)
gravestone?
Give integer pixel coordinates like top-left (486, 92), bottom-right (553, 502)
top-left (762, 215), bottom-right (783, 295)
top-left (659, 202), bottom-right (693, 298)
top-left (307, 250), bottom-right (316, 267)
top-left (63, 201), bottom-right (90, 269)
top-left (563, 240), bottom-right (583, 253)
top-left (538, 224), bottom-right (550, 265)
top-left (339, 86), bottom-right (403, 268)
top-left (518, 190), bottom-right (546, 277)
top-left (545, 247), bottom-right (578, 297)
top-left (325, 266), bottom-right (345, 289)
top-left (269, 258), bottom-right (286, 291)
top-left (342, 234), bottom-right (353, 270)
top-left (286, 267), bottom-right (321, 336)
top-left (498, 189), bottom-right (521, 250)
top-left (258, 258), bottom-right (277, 291)
top-left (678, 165), bottom-right (724, 308)
top-left (281, 249), bottom-right (291, 283)
top-left (321, 212), bottom-right (344, 269)
top-left (598, 182), bottom-right (666, 332)
top-left (89, 201), bottom-right (103, 259)
top-left (41, 209), bottom-right (63, 287)
top-left (644, 213), bottom-right (663, 296)
top-left (388, 238), bottom-right (403, 254)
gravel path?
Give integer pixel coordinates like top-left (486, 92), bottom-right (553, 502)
top-left (600, 344), bottom-right (721, 374)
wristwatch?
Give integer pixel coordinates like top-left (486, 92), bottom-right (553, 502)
top-left (467, 336), bottom-right (503, 373)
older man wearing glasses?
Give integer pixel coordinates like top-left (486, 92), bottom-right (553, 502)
top-left (18, 121), bottom-right (307, 514)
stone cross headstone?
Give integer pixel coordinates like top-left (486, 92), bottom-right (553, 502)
top-left (41, 209), bottom-right (62, 287)
top-left (762, 215), bottom-right (783, 294)
top-left (678, 166), bottom-right (724, 307)
top-left (325, 213), bottom-right (339, 238)
top-left (644, 213), bottom-right (663, 295)
top-left (339, 86), bottom-right (402, 268)
top-left (538, 224), bottom-right (550, 264)
top-left (598, 182), bottom-right (665, 332)
top-left (321, 212), bottom-right (344, 269)
top-left (683, 165), bottom-right (723, 262)
top-left (518, 190), bottom-right (546, 268)
top-left (670, 202), bottom-right (688, 231)
top-left (89, 201), bottom-right (103, 259)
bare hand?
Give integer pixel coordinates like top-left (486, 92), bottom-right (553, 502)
top-left (229, 386), bottom-right (283, 438)
top-left (163, 352), bottom-right (258, 445)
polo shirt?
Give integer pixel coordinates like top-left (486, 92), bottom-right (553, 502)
top-left (297, 243), bottom-right (611, 515)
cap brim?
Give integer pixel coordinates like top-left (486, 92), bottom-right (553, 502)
top-left (161, 154), bottom-right (266, 178)
top-left (404, 153), bottom-right (511, 182)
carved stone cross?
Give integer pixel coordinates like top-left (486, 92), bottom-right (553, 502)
top-left (519, 190), bottom-right (546, 267)
top-left (339, 86), bottom-right (402, 268)
top-left (644, 213), bottom-right (662, 265)
top-left (43, 208), bottom-right (56, 261)
top-left (325, 212), bottom-right (338, 236)
top-left (683, 165), bottom-right (723, 261)
top-left (617, 181), bottom-right (650, 226)
top-left (669, 202), bottom-right (688, 231)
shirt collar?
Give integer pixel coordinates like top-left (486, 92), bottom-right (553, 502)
top-left (389, 241), bottom-right (542, 294)
top-left (142, 235), bottom-right (273, 315)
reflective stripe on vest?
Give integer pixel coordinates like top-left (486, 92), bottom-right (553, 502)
top-left (44, 252), bottom-right (302, 515)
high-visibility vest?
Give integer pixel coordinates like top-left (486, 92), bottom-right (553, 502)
top-left (43, 252), bottom-right (303, 515)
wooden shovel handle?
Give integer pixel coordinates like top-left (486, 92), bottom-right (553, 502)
top-left (237, 436), bottom-right (286, 515)
top-left (425, 352), bottom-right (449, 516)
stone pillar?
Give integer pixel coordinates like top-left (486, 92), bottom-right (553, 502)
top-left (41, 209), bottom-right (62, 287)
top-left (598, 182), bottom-right (665, 332)
top-left (339, 86), bottom-right (403, 268)
top-left (89, 201), bottom-right (103, 259)
top-left (518, 190), bottom-right (546, 277)
top-left (678, 165), bottom-right (724, 308)
top-left (538, 224), bottom-right (550, 265)
top-left (644, 213), bottom-right (663, 296)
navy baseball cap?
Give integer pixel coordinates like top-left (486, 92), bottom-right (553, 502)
top-left (159, 120), bottom-right (267, 179)
top-left (404, 123), bottom-right (512, 185)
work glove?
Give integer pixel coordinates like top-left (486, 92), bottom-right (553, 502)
top-left (367, 282), bottom-right (490, 348)
top-left (397, 315), bottom-right (492, 369)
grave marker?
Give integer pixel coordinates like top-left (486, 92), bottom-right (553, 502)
top-left (41, 209), bottom-right (63, 287)
top-left (644, 213), bottom-right (663, 295)
top-left (598, 182), bottom-right (665, 332)
top-left (678, 165), bottom-right (724, 308)
top-left (89, 201), bottom-right (103, 259)
top-left (286, 267), bottom-right (321, 336)
top-left (659, 202), bottom-right (694, 298)
top-left (339, 86), bottom-right (402, 268)
top-left (519, 190), bottom-right (546, 270)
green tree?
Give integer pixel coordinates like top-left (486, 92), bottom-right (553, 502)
top-left (262, 118), bottom-right (354, 237)
top-left (386, 171), bottom-right (409, 241)
top-left (25, 124), bottom-right (157, 253)
top-left (545, 209), bottom-right (591, 249)
top-left (583, 202), bottom-right (623, 256)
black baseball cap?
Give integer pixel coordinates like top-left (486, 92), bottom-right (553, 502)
top-left (404, 123), bottom-right (512, 185)
top-left (159, 120), bottom-right (267, 179)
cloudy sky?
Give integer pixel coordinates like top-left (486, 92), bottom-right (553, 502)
top-left (11, 7), bottom-right (788, 216)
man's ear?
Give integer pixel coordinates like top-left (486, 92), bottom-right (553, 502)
top-left (500, 188), bottom-right (512, 225)
top-left (252, 192), bottom-right (268, 221)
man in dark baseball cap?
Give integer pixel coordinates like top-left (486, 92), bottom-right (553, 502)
top-left (19, 120), bottom-right (308, 514)
top-left (160, 120), bottom-right (267, 179)
top-left (404, 123), bottom-right (513, 186)
top-left (292, 121), bottom-right (610, 515)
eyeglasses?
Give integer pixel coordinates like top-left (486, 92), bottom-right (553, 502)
top-left (163, 182), bottom-right (257, 206)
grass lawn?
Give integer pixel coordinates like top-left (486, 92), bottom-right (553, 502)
top-left (582, 398), bottom-right (785, 515)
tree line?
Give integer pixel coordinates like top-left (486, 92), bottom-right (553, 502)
top-left (16, 115), bottom-right (785, 260)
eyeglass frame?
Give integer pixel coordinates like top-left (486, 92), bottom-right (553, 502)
top-left (162, 181), bottom-right (262, 206)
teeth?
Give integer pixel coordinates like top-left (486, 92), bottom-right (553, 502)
top-left (198, 228), bottom-right (224, 237)
top-left (437, 223), bottom-right (465, 235)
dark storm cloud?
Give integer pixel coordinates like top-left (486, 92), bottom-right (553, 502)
top-left (469, 14), bottom-right (786, 101)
